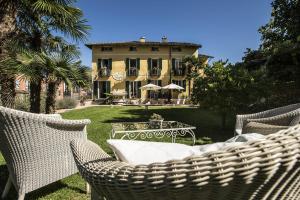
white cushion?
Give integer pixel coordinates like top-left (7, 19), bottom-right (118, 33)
top-left (107, 139), bottom-right (199, 165)
top-left (192, 142), bottom-right (244, 154)
top-left (226, 133), bottom-right (265, 142)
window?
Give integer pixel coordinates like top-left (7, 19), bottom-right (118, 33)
top-left (126, 58), bottom-right (140, 76)
top-left (172, 47), bottom-right (182, 52)
top-left (97, 59), bottom-right (112, 76)
top-left (172, 58), bottom-right (185, 76)
top-left (126, 81), bottom-right (141, 98)
top-left (101, 47), bottom-right (113, 52)
top-left (15, 80), bottom-right (20, 89)
top-left (94, 81), bottom-right (111, 99)
top-left (129, 46), bottom-right (137, 51)
top-left (172, 80), bottom-right (186, 91)
top-left (151, 47), bottom-right (159, 51)
top-left (147, 80), bottom-right (162, 99)
top-left (148, 58), bottom-right (162, 76)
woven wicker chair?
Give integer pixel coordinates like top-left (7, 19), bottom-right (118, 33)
top-left (0, 106), bottom-right (90, 200)
top-left (71, 125), bottom-right (300, 200)
top-left (235, 103), bottom-right (300, 135)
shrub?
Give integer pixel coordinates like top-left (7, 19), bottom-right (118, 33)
top-left (56, 97), bottom-right (77, 110)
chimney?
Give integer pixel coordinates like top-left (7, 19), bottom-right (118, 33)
top-left (139, 36), bottom-right (146, 43)
top-left (162, 36), bottom-right (168, 43)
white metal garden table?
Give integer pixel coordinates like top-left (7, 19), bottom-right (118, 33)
top-left (111, 121), bottom-right (196, 145)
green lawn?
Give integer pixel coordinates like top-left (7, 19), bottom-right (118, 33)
top-left (0, 106), bottom-right (235, 199)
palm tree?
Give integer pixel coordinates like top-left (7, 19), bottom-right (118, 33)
top-left (0, 0), bottom-right (89, 112)
top-left (44, 45), bottom-right (89, 114)
top-left (182, 56), bottom-right (202, 98)
top-left (0, 3), bottom-right (17, 108)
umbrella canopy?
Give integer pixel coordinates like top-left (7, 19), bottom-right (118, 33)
top-left (140, 83), bottom-right (161, 90)
top-left (162, 83), bottom-right (184, 90)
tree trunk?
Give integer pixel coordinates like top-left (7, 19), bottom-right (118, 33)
top-left (29, 79), bottom-right (42, 113)
top-left (0, 3), bottom-right (17, 108)
top-left (45, 81), bottom-right (58, 114)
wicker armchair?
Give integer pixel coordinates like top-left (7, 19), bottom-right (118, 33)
top-left (71, 125), bottom-right (300, 200)
top-left (0, 106), bottom-right (90, 200)
top-left (235, 103), bottom-right (300, 135)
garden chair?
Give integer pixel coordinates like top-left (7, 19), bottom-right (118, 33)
top-left (235, 103), bottom-right (300, 135)
top-left (0, 106), bottom-right (90, 200)
top-left (71, 125), bottom-right (300, 200)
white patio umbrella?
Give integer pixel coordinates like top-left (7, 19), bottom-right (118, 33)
top-left (140, 83), bottom-right (161, 102)
top-left (162, 83), bottom-right (184, 90)
top-left (162, 83), bottom-right (184, 103)
top-left (140, 83), bottom-right (161, 90)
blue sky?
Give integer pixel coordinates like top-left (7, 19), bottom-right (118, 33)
top-left (74, 0), bottom-right (273, 66)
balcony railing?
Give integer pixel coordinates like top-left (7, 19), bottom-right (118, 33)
top-left (127, 68), bottom-right (138, 76)
top-left (173, 69), bottom-right (185, 76)
top-left (149, 68), bottom-right (161, 76)
top-left (98, 68), bottom-right (111, 77)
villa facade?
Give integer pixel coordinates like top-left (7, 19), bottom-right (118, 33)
top-left (87, 37), bottom-right (209, 103)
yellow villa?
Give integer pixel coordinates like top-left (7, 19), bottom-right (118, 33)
top-left (86, 37), bottom-right (211, 104)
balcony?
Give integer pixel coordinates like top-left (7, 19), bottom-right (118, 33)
top-left (98, 68), bottom-right (111, 77)
top-left (149, 68), bottom-right (161, 76)
top-left (127, 67), bottom-right (138, 76)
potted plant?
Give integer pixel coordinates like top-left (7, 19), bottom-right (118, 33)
top-left (149, 113), bottom-right (164, 128)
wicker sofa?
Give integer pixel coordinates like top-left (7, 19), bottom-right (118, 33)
top-left (71, 125), bottom-right (300, 200)
top-left (0, 106), bottom-right (90, 200)
top-left (235, 103), bottom-right (300, 135)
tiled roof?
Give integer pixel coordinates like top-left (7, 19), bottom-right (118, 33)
top-left (85, 41), bottom-right (201, 49)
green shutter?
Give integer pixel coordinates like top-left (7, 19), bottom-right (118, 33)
top-left (159, 58), bottom-right (162, 69)
top-left (109, 59), bottom-right (112, 70)
top-left (125, 81), bottom-right (130, 98)
top-left (93, 81), bottom-right (98, 98)
top-left (147, 58), bottom-right (152, 72)
top-left (137, 81), bottom-right (141, 98)
top-left (137, 58), bottom-right (140, 70)
top-left (183, 80), bottom-right (186, 91)
top-left (125, 58), bottom-right (129, 70)
top-left (158, 80), bottom-right (162, 86)
top-left (172, 58), bottom-right (176, 72)
top-left (107, 81), bottom-right (111, 94)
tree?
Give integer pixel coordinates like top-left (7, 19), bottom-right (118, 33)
top-left (192, 61), bottom-right (268, 129)
top-left (182, 56), bottom-right (202, 98)
top-left (0, 0), bottom-right (89, 112)
top-left (0, 2), bottom-right (17, 108)
top-left (259, 0), bottom-right (300, 51)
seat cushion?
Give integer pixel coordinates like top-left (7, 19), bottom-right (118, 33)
top-left (226, 133), bottom-right (265, 142)
top-left (242, 121), bottom-right (289, 135)
top-left (107, 139), bottom-right (199, 165)
top-left (107, 139), bottom-right (244, 165)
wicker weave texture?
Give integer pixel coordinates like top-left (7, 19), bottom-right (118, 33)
top-left (71, 125), bottom-right (300, 200)
top-left (235, 103), bottom-right (300, 135)
top-left (0, 106), bottom-right (90, 199)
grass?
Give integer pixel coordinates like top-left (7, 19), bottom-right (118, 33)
top-left (0, 106), bottom-right (235, 199)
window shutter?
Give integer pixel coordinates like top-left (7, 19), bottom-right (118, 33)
top-left (125, 58), bottom-right (129, 70)
top-left (93, 81), bottom-right (98, 98)
top-left (183, 80), bottom-right (186, 91)
top-left (109, 59), bottom-right (112, 70)
top-left (147, 58), bottom-right (152, 72)
top-left (107, 81), bottom-right (111, 94)
top-left (97, 59), bottom-right (102, 70)
top-left (172, 58), bottom-right (176, 72)
top-left (159, 58), bottom-right (162, 69)
top-left (137, 81), bottom-right (141, 98)
top-left (125, 81), bottom-right (130, 98)
top-left (158, 80), bottom-right (162, 86)
top-left (137, 58), bottom-right (140, 70)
